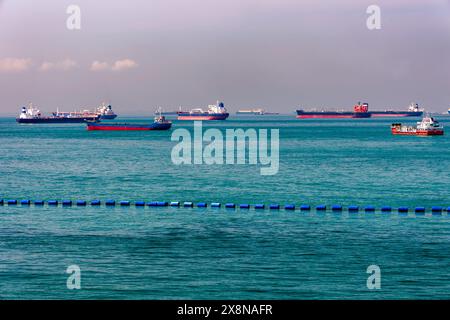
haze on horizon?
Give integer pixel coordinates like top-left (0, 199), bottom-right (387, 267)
top-left (0, 0), bottom-right (449, 115)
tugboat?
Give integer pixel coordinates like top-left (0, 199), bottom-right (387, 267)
top-left (296, 102), bottom-right (371, 119)
top-left (391, 116), bottom-right (444, 136)
top-left (86, 115), bottom-right (172, 131)
top-left (96, 103), bottom-right (117, 120)
top-left (16, 103), bottom-right (100, 123)
top-left (177, 101), bottom-right (229, 120)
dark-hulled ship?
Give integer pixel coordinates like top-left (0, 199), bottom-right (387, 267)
top-left (16, 104), bottom-right (100, 124)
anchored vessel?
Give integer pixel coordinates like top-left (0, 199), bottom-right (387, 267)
top-left (391, 116), bottom-right (444, 136)
top-left (96, 103), bottom-right (117, 119)
top-left (296, 102), bottom-right (371, 119)
top-left (16, 104), bottom-right (100, 123)
top-left (370, 103), bottom-right (424, 117)
top-left (178, 101), bottom-right (229, 120)
top-left (86, 116), bottom-right (172, 131)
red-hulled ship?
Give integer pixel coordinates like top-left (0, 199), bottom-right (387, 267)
top-left (296, 102), bottom-right (371, 119)
top-left (391, 116), bottom-right (444, 136)
top-left (177, 101), bottom-right (229, 120)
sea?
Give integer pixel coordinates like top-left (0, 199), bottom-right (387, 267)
top-left (0, 115), bottom-right (449, 299)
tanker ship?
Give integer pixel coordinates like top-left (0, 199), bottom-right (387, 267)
top-left (296, 102), bottom-right (371, 119)
top-left (370, 103), bottom-right (423, 117)
top-left (178, 101), bottom-right (229, 120)
top-left (16, 104), bottom-right (100, 124)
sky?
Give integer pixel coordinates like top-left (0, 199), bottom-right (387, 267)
top-left (0, 0), bottom-right (449, 115)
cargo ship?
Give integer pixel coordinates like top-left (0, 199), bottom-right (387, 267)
top-left (296, 102), bottom-right (371, 119)
top-left (236, 108), bottom-right (279, 115)
top-left (16, 104), bottom-right (100, 124)
top-left (154, 106), bottom-right (188, 116)
top-left (86, 116), bottom-right (172, 131)
top-left (178, 101), bottom-right (229, 120)
top-left (370, 103), bottom-right (423, 117)
top-left (448, 108), bottom-right (450, 115)
top-left (391, 116), bottom-right (444, 136)
top-left (96, 103), bottom-right (117, 119)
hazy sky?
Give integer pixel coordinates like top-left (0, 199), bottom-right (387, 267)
top-left (0, 0), bottom-right (449, 114)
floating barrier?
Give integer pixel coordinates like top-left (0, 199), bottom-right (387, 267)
top-left (1, 198), bottom-right (449, 216)
top-left (332, 205), bottom-right (342, 212)
top-left (105, 200), bottom-right (115, 206)
top-left (76, 200), bottom-right (87, 206)
top-left (398, 207), bottom-right (409, 213)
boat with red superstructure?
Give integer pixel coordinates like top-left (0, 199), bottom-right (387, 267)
top-left (296, 102), bottom-right (371, 119)
top-left (391, 116), bottom-right (444, 136)
top-left (177, 101), bottom-right (229, 120)
top-left (86, 116), bottom-right (172, 131)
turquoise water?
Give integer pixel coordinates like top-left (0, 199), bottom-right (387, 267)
top-left (1, 116), bottom-right (450, 299)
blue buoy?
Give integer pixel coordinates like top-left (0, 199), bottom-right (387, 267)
top-left (332, 205), bottom-right (342, 211)
top-left (183, 202), bottom-right (193, 207)
top-left (76, 200), bottom-right (87, 206)
top-left (300, 205), bottom-right (311, 211)
top-left (381, 206), bottom-right (392, 212)
top-left (21, 200), bottom-right (31, 205)
top-left (270, 204), bottom-right (280, 210)
top-left (284, 204), bottom-right (295, 210)
top-left (34, 200), bottom-right (44, 206)
top-left (135, 201), bottom-right (146, 207)
top-left (316, 205), bottom-right (326, 211)
top-left (239, 204), bottom-right (250, 209)
top-left (398, 207), bottom-right (408, 213)
top-left (225, 203), bottom-right (236, 209)
top-left (348, 205), bottom-right (359, 212)
top-left (62, 200), bottom-right (72, 206)
top-left (415, 207), bottom-right (425, 214)
top-left (431, 206), bottom-right (442, 215)
top-left (7, 200), bottom-right (17, 205)
top-left (148, 201), bottom-right (158, 207)
top-left (105, 200), bottom-right (116, 206)
top-left (170, 201), bottom-right (180, 207)
top-left (197, 202), bottom-right (207, 208)
top-left (91, 200), bottom-right (101, 206)
top-left (120, 201), bottom-right (130, 206)
top-left (48, 200), bottom-right (58, 206)
top-left (254, 204), bottom-right (265, 209)
top-left (157, 201), bottom-right (168, 207)
top-left (211, 202), bottom-right (221, 208)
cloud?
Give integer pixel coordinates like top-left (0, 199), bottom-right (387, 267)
top-left (0, 58), bottom-right (32, 72)
top-left (90, 61), bottom-right (109, 71)
top-left (90, 59), bottom-right (138, 72)
top-left (39, 59), bottom-right (77, 71)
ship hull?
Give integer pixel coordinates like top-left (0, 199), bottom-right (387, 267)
top-left (371, 111), bottom-right (423, 117)
top-left (87, 122), bottom-right (172, 131)
top-left (100, 114), bottom-right (117, 120)
top-left (16, 116), bottom-right (99, 124)
top-left (296, 111), bottom-right (371, 119)
top-left (391, 129), bottom-right (444, 136)
top-left (177, 113), bottom-right (229, 120)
